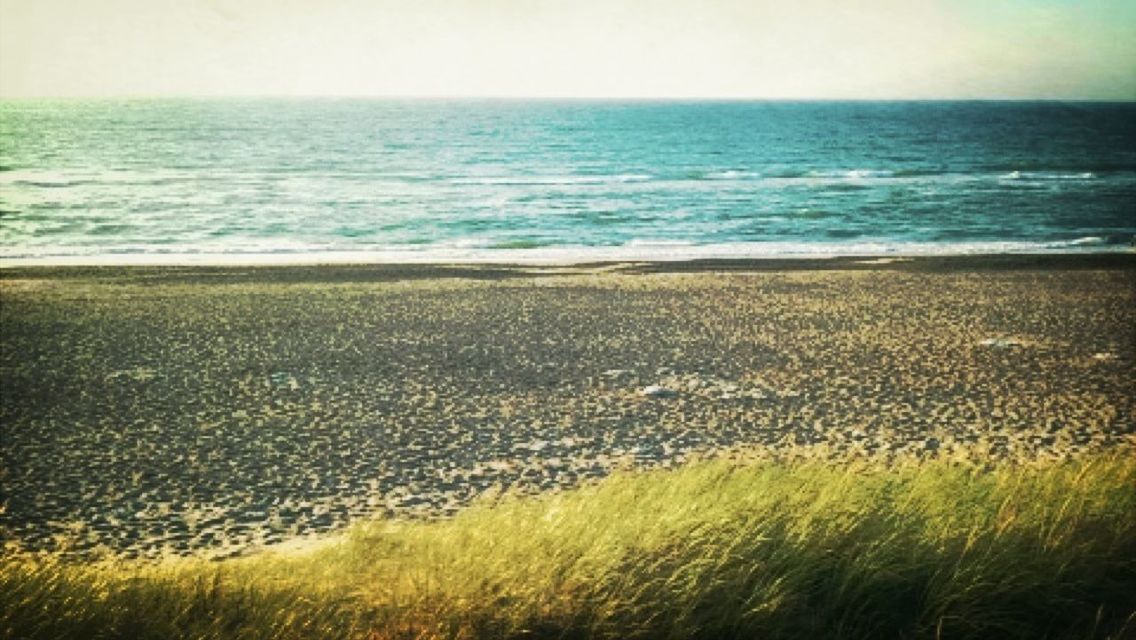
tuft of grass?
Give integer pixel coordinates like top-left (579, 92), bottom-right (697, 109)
top-left (3, 453), bottom-right (1135, 639)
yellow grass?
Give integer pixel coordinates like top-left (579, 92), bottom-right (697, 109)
top-left (3, 452), bottom-right (1135, 639)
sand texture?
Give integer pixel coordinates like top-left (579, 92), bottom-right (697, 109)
top-left (1, 256), bottom-right (1134, 559)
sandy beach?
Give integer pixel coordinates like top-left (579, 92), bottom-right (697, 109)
top-left (1, 254), bottom-right (1133, 560)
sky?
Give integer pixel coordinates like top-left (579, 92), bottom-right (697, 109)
top-left (1, 0), bottom-right (1134, 100)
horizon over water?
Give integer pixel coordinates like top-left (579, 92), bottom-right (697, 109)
top-left (1, 99), bottom-right (1134, 265)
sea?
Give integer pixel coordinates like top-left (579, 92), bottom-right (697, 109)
top-left (1, 99), bottom-right (1134, 264)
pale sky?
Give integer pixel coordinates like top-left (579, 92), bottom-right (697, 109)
top-left (1, 0), bottom-right (1134, 99)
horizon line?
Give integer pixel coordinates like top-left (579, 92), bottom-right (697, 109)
top-left (3, 94), bottom-right (1136, 103)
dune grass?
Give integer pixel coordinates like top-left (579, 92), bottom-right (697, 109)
top-left (3, 452), bottom-right (1134, 640)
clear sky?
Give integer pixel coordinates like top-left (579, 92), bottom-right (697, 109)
top-left (1, 0), bottom-right (1134, 99)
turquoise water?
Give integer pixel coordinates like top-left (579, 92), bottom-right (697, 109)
top-left (1, 100), bottom-right (1134, 262)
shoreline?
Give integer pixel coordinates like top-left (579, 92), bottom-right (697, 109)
top-left (1, 242), bottom-right (1132, 269)
top-left (2, 252), bottom-right (1134, 282)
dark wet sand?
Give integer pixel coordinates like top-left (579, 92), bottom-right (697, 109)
top-left (2, 255), bottom-right (1134, 559)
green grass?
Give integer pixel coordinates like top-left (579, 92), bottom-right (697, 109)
top-left (3, 452), bottom-right (1135, 640)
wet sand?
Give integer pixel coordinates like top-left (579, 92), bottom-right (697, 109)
top-left (1, 255), bottom-right (1134, 559)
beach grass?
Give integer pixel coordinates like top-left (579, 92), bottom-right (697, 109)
top-left (3, 451), bottom-right (1134, 640)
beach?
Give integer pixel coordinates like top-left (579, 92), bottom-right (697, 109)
top-left (1, 254), bottom-right (1134, 560)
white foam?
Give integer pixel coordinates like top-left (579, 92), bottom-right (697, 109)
top-left (2, 239), bottom-right (1127, 268)
top-left (704, 170), bottom-right (750, 180)
top-left (448, 173), bottom-right (652, 186)
top-left (998, 170), bottom-right (1097, 182)
top-left (1062, 236), bottom-right (1105, 246)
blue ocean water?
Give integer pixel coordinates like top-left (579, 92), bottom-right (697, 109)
top-left (1, 99), bottom-right (1134, 263)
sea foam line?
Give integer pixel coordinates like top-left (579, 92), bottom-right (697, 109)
top-left (1, 239), bottom-right (1129, 268)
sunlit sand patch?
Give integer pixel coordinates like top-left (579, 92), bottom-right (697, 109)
top-left (0, 278), bottom-right (54, 291)
top-left (254, 532), bottom-right (343, 557)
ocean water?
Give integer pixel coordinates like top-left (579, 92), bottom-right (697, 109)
top-left (1, 99), bottom-right (1134, 263)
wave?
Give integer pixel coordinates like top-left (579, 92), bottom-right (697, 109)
top-left (625, 239), bottom-right (697, 247)
top-left (682, 169), bottom-right (756, 181)
top-left (890, 168), bottom-right (949, 178)
top-left (10, 176), bottom-right (183, 188)
top-left (706, 169), bottom-right (748, 180)
top-left (762, 167), bottom-right (1118, 183)
top-left (449, 174), bottom-right (652, 186)
top-left (13, 179), bottom-right (98, 188)
top-left (5, 237), bottom-right (1130, 267)
top-left (661, 168), bottom-right (879, 182)
top-left (756, 168), bottom-right (802, 179)
top-left (488, 238), bottom-right (558, 250)
top-left (824, 229), bottom-right (863, 239)
top-left (760, 168), bottom-right (948, 181)
top-left (817, 182), bottom-right (872, 192)
top-left (818, 169), bottom-right (889, 179)
top-left (88, 223), bottom-right (137, 236)
top-left (3, 169), bottom-right (198, 188)
top-left (793, 209), bottom-right (832, 220)
top-left (999, 170), bottom-right (1097, 181)
top-left (4, 166), bottom-right (1120, 196)
top-left (673, 168), bottom-right (921, 181)
top-left (982, 161), bottom-right (1136, 175)
top-left (1045, 235), bottom-right (1136, 248)
top-left (1064, 236), bottom-right (1105, 246)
